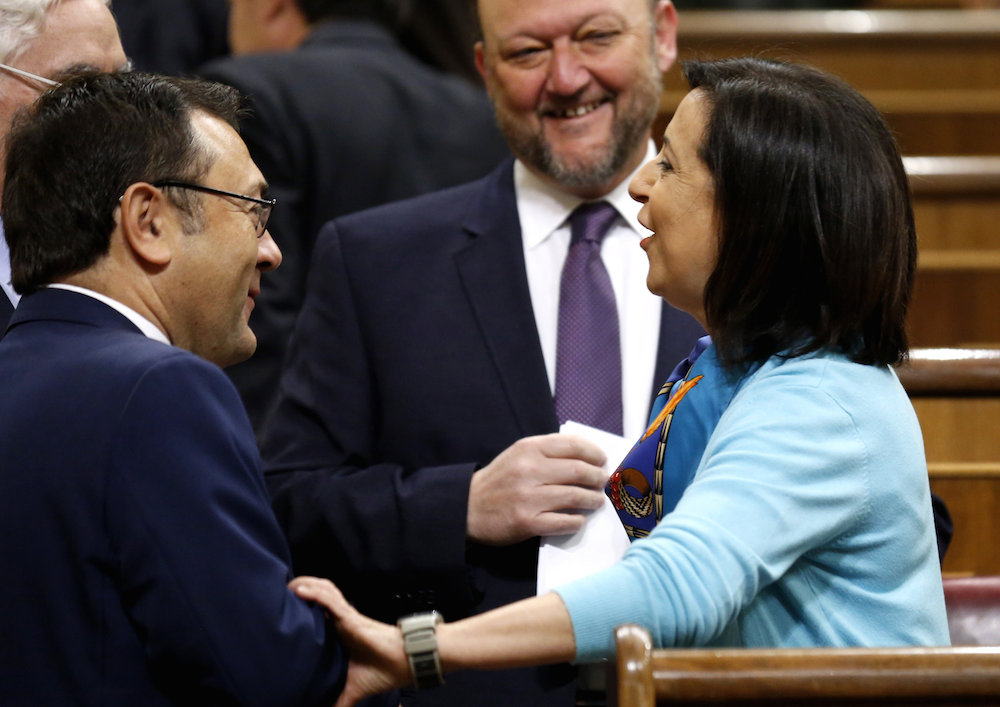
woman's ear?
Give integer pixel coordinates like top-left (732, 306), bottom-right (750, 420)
top-left (118, 183), bottom-right (174, 267)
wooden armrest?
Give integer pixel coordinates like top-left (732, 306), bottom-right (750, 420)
top-left (904, 156), bottom-right (1000, 195)
top-left (897, 348), bottom-right (1000, 396)
top-left (613, 624), bottom-right (1000, 706)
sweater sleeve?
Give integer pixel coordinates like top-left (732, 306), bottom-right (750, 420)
top-left (556, 360), bottom-right (875, 660)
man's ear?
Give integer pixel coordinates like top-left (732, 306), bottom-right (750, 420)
top-left (118, 183), bottom-right (174, 267)
top-left (266, 0), bottom-right (309, 48)
top-left (653, 0), bottom-right (679, 74)
top-left (474, 41), bottom-right (491, 97)
top-left (260, 0), bottom-right (287, 23)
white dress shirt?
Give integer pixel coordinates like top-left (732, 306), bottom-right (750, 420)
top-left (516, 143), bottom-right (661, 440)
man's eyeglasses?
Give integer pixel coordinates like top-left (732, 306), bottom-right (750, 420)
top-left (0, 62), bottom-right (60, 88)
top-left (154, 181), bottom-right (276, 238)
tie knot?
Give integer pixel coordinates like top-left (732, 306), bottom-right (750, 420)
top-left (570, 201), bottom-right (618, 246)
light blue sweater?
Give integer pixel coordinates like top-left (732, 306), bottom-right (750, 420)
top-left (555, 347), bottom-right (950, 661)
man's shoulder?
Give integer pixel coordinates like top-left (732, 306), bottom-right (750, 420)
top-left (94, 339), bottom-right (250, 437)
top-left (198, 51), bottom-right (284, 91)
top-left (70, 326), bottom-right (228, 397)
top-left (199, 24), bottom-right (418, 89)
top-left (116, 335), bottom-right (220, 377)
top-left (11, 295), bottom-right (228, 390)
top-left (1, 309), bottom-right (241, 430)
top-left (87, 332), bottom-right (235, 398)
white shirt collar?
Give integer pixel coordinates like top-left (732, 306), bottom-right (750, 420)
top-left (47, 283), bottom-right (171, 345)
top-left (514, 141), bottom-right (656, 249)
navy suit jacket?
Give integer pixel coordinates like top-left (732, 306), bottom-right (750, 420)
top-left (0, 293), bottom-right (12, 332)
top-left (0, 289), bottom-right (349, 706)
top-left (262, 161), bottom-right (705, 706)
top-left (1, 215), bottom-right (13, 332)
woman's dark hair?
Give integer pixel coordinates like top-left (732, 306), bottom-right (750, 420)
top-left (685, 57), bottom-right (916, 368)
top-left (3, 71), bottom-right (243, 295)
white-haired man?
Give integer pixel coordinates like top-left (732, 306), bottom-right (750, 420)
top-left (0, 0), bottom-right (127, 330)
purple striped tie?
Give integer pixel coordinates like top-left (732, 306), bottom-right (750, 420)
top-left (554, 201), bottom-right (623, 435)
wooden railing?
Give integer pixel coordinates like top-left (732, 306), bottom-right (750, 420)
top-left (907, 156), bottom-right (1000, 196)
top-left (898, 347), bottom-right (1000, 396)
top-left (610, 624), bottom-right (1000, 706)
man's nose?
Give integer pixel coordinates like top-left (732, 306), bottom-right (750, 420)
top-left (257, 230), bottom-right (282, 271)
top-left (545, 41), bottom-right (590, 96)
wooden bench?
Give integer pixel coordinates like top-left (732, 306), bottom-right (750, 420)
top-left (610, 624), bottom-right (1000, 706)
top-left (897, 349), bottom-right (1000, 574)
top-left (658, 9), bottom-right (1000, 155)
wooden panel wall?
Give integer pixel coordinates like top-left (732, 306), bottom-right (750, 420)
top-left (657, 9), bottom-right (1000, 155)
top-left (915, 399), bottom-right (1000, 574)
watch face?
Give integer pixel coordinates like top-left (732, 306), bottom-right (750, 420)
top-left (411, 653), bottom-right (444, 689)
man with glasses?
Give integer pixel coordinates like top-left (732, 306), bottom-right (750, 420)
top-left (0, 0), bottom-right (128, 331)
top-left (0, 70), bottom-right (373, 706)
top-left (261, 1), bottom-right (706, 705)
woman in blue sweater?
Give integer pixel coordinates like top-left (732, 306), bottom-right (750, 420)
top-left (293, 57), bottom-right (950, 703)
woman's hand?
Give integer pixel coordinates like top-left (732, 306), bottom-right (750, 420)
top-left (291, 576), bottom-right (578, 704)
top-left (290, 576), bottom-right (410, 707)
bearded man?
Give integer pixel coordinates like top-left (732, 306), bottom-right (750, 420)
top-left (260, 1), bottom-right (704, 705)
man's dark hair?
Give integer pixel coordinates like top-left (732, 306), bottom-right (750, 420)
top-left (684, 57), bottom-right (916, 369)
top-left (3, 71), bottom-right (243, 295)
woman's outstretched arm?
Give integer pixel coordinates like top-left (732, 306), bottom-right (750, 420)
top-left (290, 576), bottom-right (577, 707)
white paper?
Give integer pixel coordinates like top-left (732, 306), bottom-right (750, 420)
top-left (536, 421), bottom-right (634, 595)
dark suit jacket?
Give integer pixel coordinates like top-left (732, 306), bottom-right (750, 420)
top-left (1, 218), bottom-right (12, 333)
top-left (199, 19), bottom-right (510, 433)
top-left (262, 161), bottom-right (705, 707)
top-left (114, 0), bottom-right (229, 75)
top-left (0, 292), bottom-right (12, 333)
top-left (0, 289), bottom-right (349, 706)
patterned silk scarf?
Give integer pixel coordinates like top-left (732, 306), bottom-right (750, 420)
top-left (606, 337), bottom-right (736, 539)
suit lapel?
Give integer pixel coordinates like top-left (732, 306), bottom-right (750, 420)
top-left (0, 293), bottom-right (13, 335)
top-left (453, 161), bottom-right (559, 436)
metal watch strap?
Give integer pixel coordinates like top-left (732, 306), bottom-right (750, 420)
top-left (398, 611), bottom-right (444, 689)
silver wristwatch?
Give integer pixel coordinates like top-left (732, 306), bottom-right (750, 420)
top-left (397, 611), bottom-right (445, 689)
